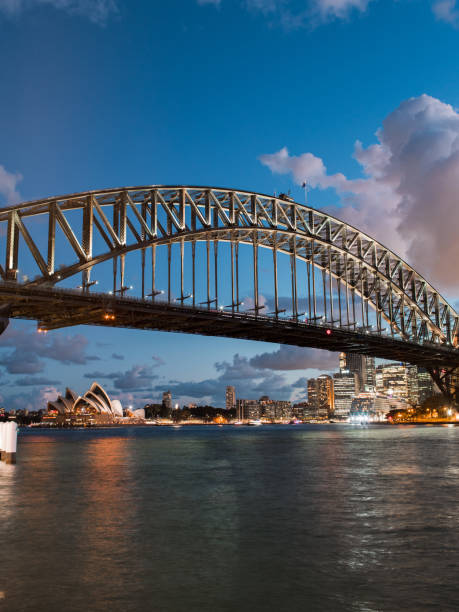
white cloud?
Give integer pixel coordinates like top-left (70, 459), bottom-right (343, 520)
top-left (260, 94), bottom-right (459, 297)
top-left (311, 0), bottom-right (372, 21)
top-left (199, 1), bottom-right (459, 28)
top-left (0, 165), bottom-right (22, 205)
top-left (432, 0), bottom-right (459, 26)
top-left (0, 0), bottom-right (118, 24)
top-left (198, 0), bottom-right (372, 25)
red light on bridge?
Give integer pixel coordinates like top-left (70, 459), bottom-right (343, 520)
top-left (326, 329), bottom-right (332, 336)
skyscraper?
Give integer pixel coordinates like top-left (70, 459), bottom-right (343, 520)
top-left (225, 386), bottom-right (236, 410)
top-left (376, 363), bottom-right (409, 400)
top-left (308, 375), bottom-right (334, 418)
top-left (407, 365), bottom-right (419, 405)
top-left (417, 367), bottom-right (435, 403)
top-left (333, 370), bottom-right (358, 418)
top-left (341, 353), bottom-right (376, 391)
top-left (162, 390), bottom-right (172, 412)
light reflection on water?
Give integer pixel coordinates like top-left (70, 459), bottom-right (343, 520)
top-left (1, 425), bottom-right (458, 612)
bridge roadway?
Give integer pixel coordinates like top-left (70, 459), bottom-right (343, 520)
top-left (1, 282), bottom-right (458, 370)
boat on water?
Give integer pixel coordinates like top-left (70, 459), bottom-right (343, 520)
top-left (233, 421), bottom-right (243, 426)
top-left (247, 419), bottom-right (262, 426)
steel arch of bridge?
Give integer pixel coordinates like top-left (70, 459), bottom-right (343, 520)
top-left (0, 185), bottom-right (458, 392)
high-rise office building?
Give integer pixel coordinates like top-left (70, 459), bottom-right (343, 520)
top-left (308, 375), bottom-right (334, 418)
top-left (417, 367), bottom-right (435, 403)
top-left (375, 363), bottom-right (409, 400)
top-left (341, 353), bottom-right (376, 391)
top-left (162, 390), bottom-right (172, 411)
top-left (333, 370), bottom-right (358, 418)
top-left (407, 365), bottom-right (419, 405)
top-left (225, 386), bottom-right (236, 410)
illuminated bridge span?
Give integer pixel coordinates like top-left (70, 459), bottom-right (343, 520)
top-left (0, 185), bottom-right (458, 397)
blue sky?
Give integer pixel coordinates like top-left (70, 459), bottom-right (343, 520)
top-left (1, 0), bottom-right (459, 409)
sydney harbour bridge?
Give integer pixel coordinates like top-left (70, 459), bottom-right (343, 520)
top-left (0, 185), bottom-right (458, 400)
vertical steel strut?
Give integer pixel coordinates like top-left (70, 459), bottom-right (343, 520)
top-left (253, 232), bottom-right (259, 315)
top-left (273, 234), bottom-right (279, 318)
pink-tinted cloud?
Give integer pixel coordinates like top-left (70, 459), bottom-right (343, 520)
top-left (260, 94), bottom-right (459, 297)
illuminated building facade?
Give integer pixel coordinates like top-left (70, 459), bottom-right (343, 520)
top-left (236, 396), bottom-right (292, 421)
top-left (333, 370), bottom-right (358, 418)
top-left (162, 391), bottom-right (172, 412)
top-left (45, 383), bottom-right (124, 426)
top-left (350, 392), bottom-right (410, 422)
top-left (340, 353), bottom-right (376, 391)
top-left (417, 367), bottom-right (435, 403)
top-left (375, 363), bottom-right (409, 400)
top-left (308, 375), bottom-right (334, 418)
top-left (225, 386), bottom-right (236, 410)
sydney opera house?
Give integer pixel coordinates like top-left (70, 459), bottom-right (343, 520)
top-left (45, 382), bottom-right (126, 426)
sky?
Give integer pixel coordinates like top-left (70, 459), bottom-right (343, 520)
top-left (1, 0), bottom-right (459, 410)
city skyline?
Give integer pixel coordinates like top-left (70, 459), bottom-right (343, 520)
top-left (1, 1), bottom-right (459, 410)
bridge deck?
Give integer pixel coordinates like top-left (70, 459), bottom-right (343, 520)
top-left (0, 283), bottom-right (458, 369)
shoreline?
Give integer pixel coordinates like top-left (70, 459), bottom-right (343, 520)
top-left (20, 420), bottom-right (459, 429)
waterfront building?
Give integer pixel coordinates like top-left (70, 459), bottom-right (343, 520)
top-left (374, 363), bottom-right (438, 405)
top-left (225, 386), bottom-right (236, 411)
top-left (236, 396), bottom-right (292, 421)
top-left (259, 396), bottom-right (292, 420)
top-left (292, 402), bottom-right (312, 420)
top-left (308, 375), bottom-right (334, 419)
top-left (125, 407), bottom-right (146, 419)
top-left (45, 383), bottom-right (124, 426)
top-left (236, 399), bottom-right (261, 421)
top-left (350, 392), bottom-right (410, 422)
top-left (162, 391), bottom-right (172, 412)
top-left (333, 370), bottom-right (358, 418)
top-left (375, 363), bottom-right (409, 400)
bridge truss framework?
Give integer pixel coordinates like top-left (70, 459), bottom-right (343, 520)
top-left (0, 185), bottom-right (458, 401)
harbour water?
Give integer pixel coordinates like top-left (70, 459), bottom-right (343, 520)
top-left (1, 424), bottom-right (458, 612)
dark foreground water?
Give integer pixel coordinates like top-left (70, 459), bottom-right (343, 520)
top-left (1, 424), bottom-right (459, 612)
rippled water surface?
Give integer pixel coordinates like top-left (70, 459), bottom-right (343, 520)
top-left (1, 424), bottom-right (459, 612)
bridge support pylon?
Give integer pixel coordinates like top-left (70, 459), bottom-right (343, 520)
top-left (0, 304), bottom-right (10, 337)
top-left (427, 366), bottom-right (459, 408)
